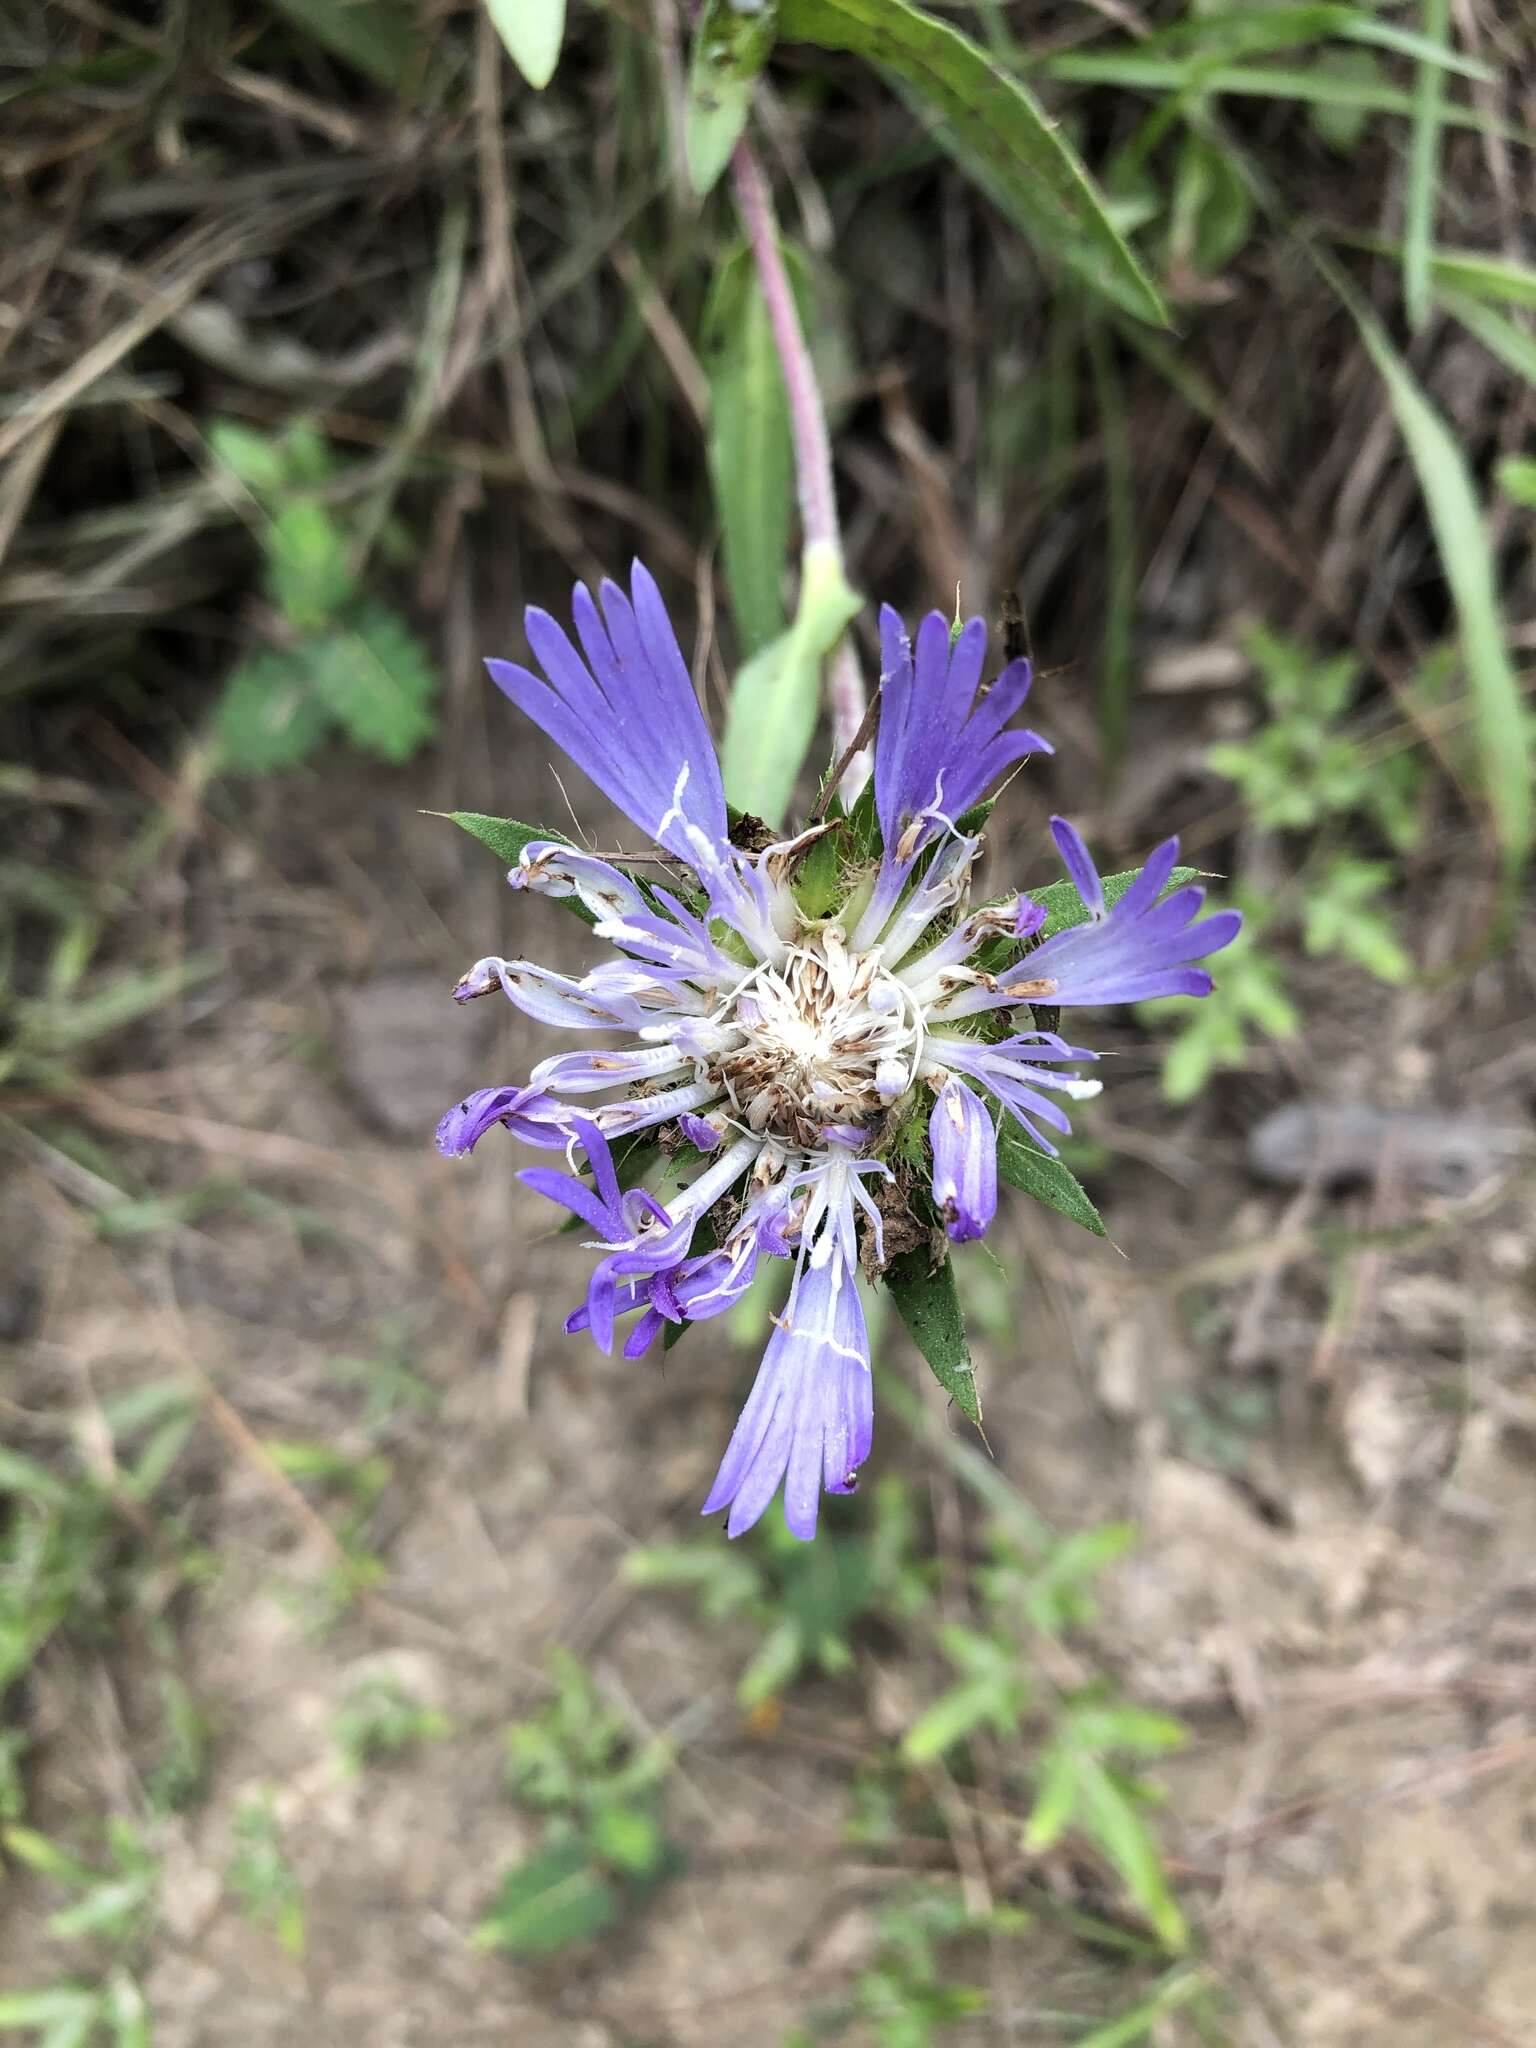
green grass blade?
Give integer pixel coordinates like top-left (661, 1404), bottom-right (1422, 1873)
top-left (1441, 292), bottom-right (1536, 385)
top-left (776, 0), bottom-right (1166, 326)
top-left (1425, 248), bottom-right (1536, 310)
top-left (1132, 4), bottom-right (1491, 80)
top-left (1044, 52), bottom-right (1512, 136)
top-left (1087, 319), bottom-right (1135, 765)
top-left (1344, 287), bottom-right (1531, 872)
top-left (1403, 0), bottom-right (1450, 331)
top-left (720, 542), bottom-right (860, 826)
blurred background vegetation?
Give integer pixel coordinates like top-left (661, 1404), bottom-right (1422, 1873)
top-left (2, 3), bottom-right (1533, 2044)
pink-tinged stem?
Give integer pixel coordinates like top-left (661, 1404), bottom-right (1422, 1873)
top-left (731, 140), bottom-right (869, 782)
top-left (730, 139), bottom-right (838, 551)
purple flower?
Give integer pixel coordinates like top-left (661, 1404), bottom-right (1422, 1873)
top-left (928, 1075), bottom-right (997, 1242)
top-left (438, 569), bottom-right (1241, 1538)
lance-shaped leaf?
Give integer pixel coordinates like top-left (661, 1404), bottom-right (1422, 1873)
top-left (438, 812), bottom-right (598, 927)
top-left (886, 1245), bottom-right (981, 1426)
top-left (704, 245), bottom-right (795, 657)
top-left (720, 540), bottom-right (861, 826)
top-left (486, 0), bottom-right (565, 90)
top-left (775, 0), bottom-right (1166, 326)
top-left (994, 1122), bottom-right (1106, 1238)
top-left (688, 0), bottom-right (779, 196)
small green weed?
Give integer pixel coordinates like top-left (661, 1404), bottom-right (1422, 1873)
top-left (0, 1820), bottom-right (158, 2047)
top-left (901, 1519), bottom-right (1188, 1955)
top-left (789, 1886), bottom-right (1026, 2048)
top-left (627, 1475), bottom-right (933, 1706)
top-left (227, 1795), bottom-right (306, 1960)
top-left (474, 1649), bottom-right (680, 1958)
top-left (332, 1673), bottom-right (450, 1774)
top-left (208, 419), bottom-right (437, 775)
top-left (1148, 623), bottom-right (1426, 1099)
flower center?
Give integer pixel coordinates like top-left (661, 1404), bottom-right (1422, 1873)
top-left (712, 929), bottom-right (920, 1147)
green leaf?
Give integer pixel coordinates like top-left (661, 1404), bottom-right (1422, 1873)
top-left (1443, 292), bottom-right (1536, 386)
top-left (903, 1674), bottom-right (1013, 1763)
top-left (0, 1990), bottom-right (100, 2034)
top-left (486, 0), bottom-right (565, 90)
top-left (446, 811), bottom-right (562, 869)
top-left (1023, 1746), bottom-right (1079, 1850)
top-left (264, 0), bottom-right (417, 88)
top-left (720, 539), bottom-right (861, 826)
top-left (0, 1447), bottom-right (75, 1508)
top-left (1301, 861), bottom-right (1411, 982)
top-left (1, 1825), bottom-right (103, 1888)
top-left (207, 419), bottom-right (291, 495)
top-left (442, 813), bottom-right (600, 923)
top-left (1346, 293), bottom-right (1531, 873)
top-left (886, 1247), bottom-right (980, 1426)
top-left (791, 828), bottom-right (843, 917)
top-left (102, 1975), bottom-right (150, 2048)
top-left (308, 606), bottom-right (438, 764)
top-left (267, 499), bottom-right (357, 630)
top-left (475, 1837), bottom-right (619, 1954)
top-left (1421, 247), bottom-right (1536, 310)
top-left (704, 246), bottom-right (794, 656)
top-left (1403, 0), bottom-right (1450, 331)
top-left (1132, 2), bottom-right (1491, 78)
top-left (1068, 1970), bottom-right (1205, 2048)
top-left (1498, 456), bottom-right (1536, 506)
top-left (994, 1125), bottom-right (1106, 1237)
top-left (1305, 48), bottom-right (1384, 152)
top-left (589, 1801), bottom-right (665, 1877)
top-left (1076, 1758), bottom-right (1187, 1952)
top-left (777, 0), bottom-right (1164, 326)
top-left (213, 651), bottom-right (332, 774)
top-left (688, 0), bottom-right (778, 196)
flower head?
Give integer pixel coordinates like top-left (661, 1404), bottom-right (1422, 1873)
top-left (437, 563), bottom-right (1240, 1539)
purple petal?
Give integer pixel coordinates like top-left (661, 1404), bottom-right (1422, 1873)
top-left (510, 842), bottom-right (648, 923)
top-left (623, 1307), bottom-right (666, 1360)
top-left (872, 604), bottom-right (1050, 877)
top-left (436, 1084), bottom-right (569, 1156)
top-left (702, 1248), bottom-right (871, 1542)
top-left (518, 1165), bottom-right (620, 1237)
top-left (928, 1076), bottom-right (998, 1243)
top-left (1049, 817), bottom-right (1104, 919)
top-left (1014, 895), bottom-right (1047, 940)
top-left (486, 561), bottom-right (729, 871)
top-left (531, 1044), bottom-right (690, 1094)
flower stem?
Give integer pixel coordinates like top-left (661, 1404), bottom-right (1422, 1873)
top-left (731, 139), bottom-right (869, 787)
top-left (731, 139), bottom-right (837, 553)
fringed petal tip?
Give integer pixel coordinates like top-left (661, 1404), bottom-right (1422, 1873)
top-left (929, 1075), bottom-right (998, 1243)
top-left (436, 1084), bottom-right (568, 1157)
top-left (701, 1230), bottom-right (872, 1543)
top-left (488, 565), bottom-right (731, 875)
